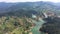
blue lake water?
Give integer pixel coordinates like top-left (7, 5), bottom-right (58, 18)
top-left (31, 19), bottom-right (45, 34)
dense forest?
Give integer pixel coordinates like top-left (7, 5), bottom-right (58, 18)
top-left (0, 1), bottom-right (60, 16)
top-left (40, 16), bottom-right (60, 34)
top-left (0, 1), bottom-right (60, 34)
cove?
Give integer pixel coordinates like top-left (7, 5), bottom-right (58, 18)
top-left (31, 18), bottom-right (45, 34)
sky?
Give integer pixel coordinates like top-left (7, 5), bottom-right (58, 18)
top-left (0, 0), bottom-right (60, 3)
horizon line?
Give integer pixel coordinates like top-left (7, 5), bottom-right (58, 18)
top-left (0, 1), bottom-right (59, 3)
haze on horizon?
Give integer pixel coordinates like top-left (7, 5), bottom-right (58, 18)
top-left (0, 0), bottom-right (60, 3)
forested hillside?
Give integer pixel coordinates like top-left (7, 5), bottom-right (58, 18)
top-left (0, 1), bottom-right (60, 34)
top-left (0, 1), bottom-right (60, 16)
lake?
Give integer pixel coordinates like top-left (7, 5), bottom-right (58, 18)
top-left (31, 18), bottom-right (45, 34)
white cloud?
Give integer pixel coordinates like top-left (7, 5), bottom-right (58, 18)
top-left (0, 0), bottom-right (60, 3)
top-left (0, 0), bottom-right (40, 2)
top-left (42, 0), bottom-right (60, 2)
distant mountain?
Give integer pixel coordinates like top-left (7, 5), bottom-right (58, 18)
top-left (0, 2), bottom-right (16, 13)
top-left (0, 1), bottom-right (60, 16)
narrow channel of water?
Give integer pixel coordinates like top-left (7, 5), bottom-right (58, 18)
top-left (31, 19), bottom-right (45, 34)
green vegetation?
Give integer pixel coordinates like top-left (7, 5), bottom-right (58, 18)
top-left (0, 1), bottom-right (60, 34)
top-left (40, 17), bottom-right (60, 34)
top-left (0, 16), bottom-right (33, 34)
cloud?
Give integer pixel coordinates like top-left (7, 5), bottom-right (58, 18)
top-left (0, 0), bottom-right (60, 2)
top-left (42, 0), bottom-right (60, 2)
top-left (0, 0), bottom-right (40, 2)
